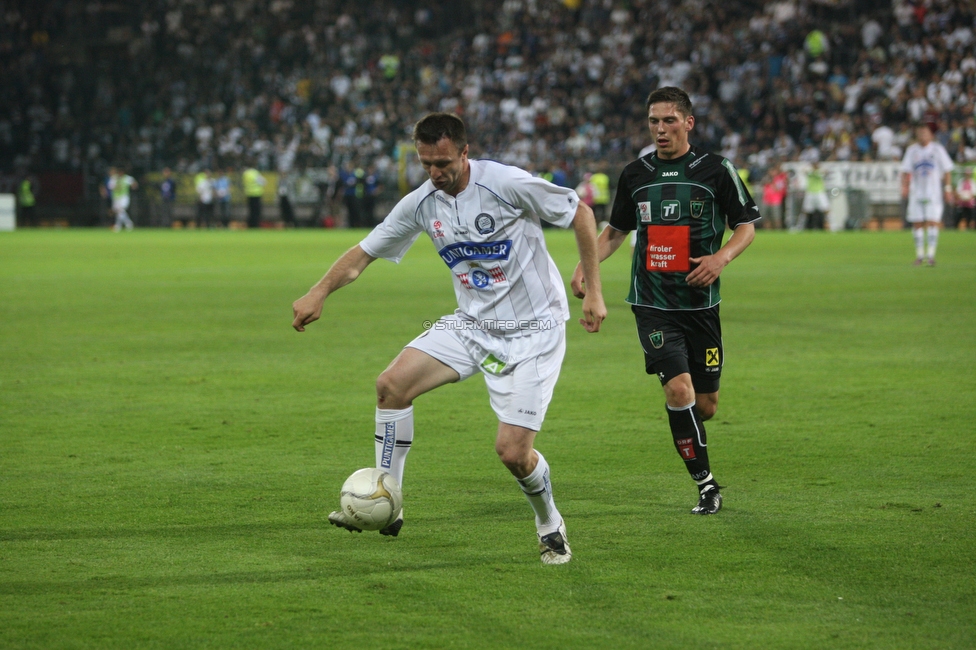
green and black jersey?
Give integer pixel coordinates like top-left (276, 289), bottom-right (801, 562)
top-left (608, 145), bottom-right (759, 310)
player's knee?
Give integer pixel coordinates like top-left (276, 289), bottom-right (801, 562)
top-left (696, 394), bottom-right (719, 421)
top-left (375, 372), bottom-right (410, 409)
top-left (495, 440), bottom-right (531, 476)
top-left (697, 401), bottom-right (718, 421)
top-left (663, 379), bottom-right (696, 408)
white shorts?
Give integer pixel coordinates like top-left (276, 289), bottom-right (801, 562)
top-left (112, 197), bottom-right (130, 212)
top-left (406, 315), bottom-right (566, 431)
top-left (905, 198), bottom-right (944, 224)
top-left (802, 191), bottom-right (830, 213)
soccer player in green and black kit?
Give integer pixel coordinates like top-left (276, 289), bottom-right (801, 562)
top-left (572, 87), bottom-right (759, 514)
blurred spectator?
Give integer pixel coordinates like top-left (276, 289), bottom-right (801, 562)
top-left (800, 162), bottom-right (829, 231)
top-left (589, 164), bottom-right (611, 225)
top-left (575, 173), bottom-right (595, 211)
top-left (243, 165), bottom-right (266, 228)
top-left (955, 170), bottom-right (975, 230)
top-left (362, 165), bottom-right (381, 227)
top-left (760, 163), bottom-right (788, 230)
top-left (279, 175), bottom-right (295, 228)
top-left (195, 169), bottom-right (215, 229)
top-left (214, 170), bottom-right (231, 227)
top-left (108, 167), bottom-right (138, 232)
top-left (17, 172), bottom-right (37, 227)
top-left (159, 168), bottom-right (176, 227)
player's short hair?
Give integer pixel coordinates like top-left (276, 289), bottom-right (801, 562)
top-left (413, 113), bottom-right (468, 151)
top-left (645, 87), bottom-right (694, 117)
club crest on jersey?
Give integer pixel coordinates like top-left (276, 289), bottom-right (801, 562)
top-left (475, 213), bottom-right (496, 235)
top-left (458, 266), bottom-right (507, 290)
top-left (470, 269), bottom-right (490, 288)
top-left (691, 201), bottom-right (705, 218)
top-left (649, 330), bottom-right (664, 349)
top-left (638, 201), bottom-right (652, 223)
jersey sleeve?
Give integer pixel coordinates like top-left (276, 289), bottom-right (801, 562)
top-left (359, 190), bottom-right (426, 263)
top-left (497, 166), bottom-right (580, 228)
top-left (608, 169), bottom-right (636, 231)
top-left (938, 145), bottom-right (955, 174)
top-left (717, 159), bottom-right (760, 228)
top-left (900, 147), bottom-right (913, 174)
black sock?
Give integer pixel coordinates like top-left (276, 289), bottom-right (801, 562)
top-left (667, 402), bottom-right (717, 491)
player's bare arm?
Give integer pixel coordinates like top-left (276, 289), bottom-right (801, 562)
top-left (571, 225), bottom-right (628, 299)
top-left (571, 202), bottom-right (607, 333)
top-left (686, 222), bottom-right (755, 288)
top-left (292, 244), bottom-right (377, 331)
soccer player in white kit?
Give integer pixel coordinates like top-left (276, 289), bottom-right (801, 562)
top-left (901, 121), bottom-right (954, 266)
top-left (292, 113), bottom-right (606, 564)
top-left (107, 167), bottom-right (138, 232)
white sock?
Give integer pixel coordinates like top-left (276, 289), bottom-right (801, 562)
top-left (913, 228), bottom-right (925, 259)
top-left (516, 450), bottom-right (562, 535)
top-left (374, 406), bottom-right (413, 490)
top-left (926, 226), bottom-right (939, 260)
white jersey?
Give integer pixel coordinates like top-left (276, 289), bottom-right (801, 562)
top-left (360, 159), bottom-right (579, 336)
top-left (901, 141), bottom-right (954, 203)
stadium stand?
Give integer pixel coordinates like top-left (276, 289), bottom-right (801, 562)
top-left (1, 0), bottom-right (974, 226)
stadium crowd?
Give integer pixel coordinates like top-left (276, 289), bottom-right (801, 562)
top-left (2, 0), bottom-right (975, 208)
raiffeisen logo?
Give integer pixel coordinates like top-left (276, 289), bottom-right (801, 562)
top-left (438, 240), bottom-right (513, 268)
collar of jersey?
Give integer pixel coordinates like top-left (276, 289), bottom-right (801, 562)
top-left (653, 148), bottom-right (696, 165)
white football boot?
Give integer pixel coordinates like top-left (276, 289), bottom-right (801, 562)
top-left (538, 520), bottom-right (572, 565)
top-left (328, 510), bottom-right (363, 533)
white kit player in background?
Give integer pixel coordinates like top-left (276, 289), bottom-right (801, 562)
top-left (108, 167), bottom-right (138, 232)
top-left (292, 113), bottom-right (606, 564)
top-left (901, 120), bottom-right (954, 266)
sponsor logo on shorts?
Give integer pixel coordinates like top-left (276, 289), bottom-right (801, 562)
top-left (475, 213), bottom-right (496, 235)
top-left (649, 330), bottom-right (664, 349)
top-left (705, 348), bottom-right (720, 367)
top-left (481, 354), bottom-right (507, 375)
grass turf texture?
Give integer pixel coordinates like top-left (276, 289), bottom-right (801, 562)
top-left (1, 228), bottom-right (974, 649)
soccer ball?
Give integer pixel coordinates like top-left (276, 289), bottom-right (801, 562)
top-left (339, 468), bottom-right (402, 531)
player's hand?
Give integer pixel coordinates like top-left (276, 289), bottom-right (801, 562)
top-left (686, 254), bottom-right (727, 288)
top-left (579, 292), bottom-right (606, 333)
top-left (292, 293), bottom-right (325, 332)
top-left (570, 262), bottom-right (586, 298)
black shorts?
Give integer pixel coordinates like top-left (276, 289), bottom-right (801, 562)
top-left (632, 304), bottom-right (723, 393)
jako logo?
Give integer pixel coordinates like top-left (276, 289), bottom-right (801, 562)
top-left (662, 171), bottom-right (678, 177)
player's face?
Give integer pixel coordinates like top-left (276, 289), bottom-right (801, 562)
top-left (648, 102), bottom-right (694, 160)
top-left (916, 125), bottom-right (934, 146)
top-left (417, 137), bottom-right (469, 196)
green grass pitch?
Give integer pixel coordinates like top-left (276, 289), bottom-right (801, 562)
top-left (1, 228), bottom-right (974, 649)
